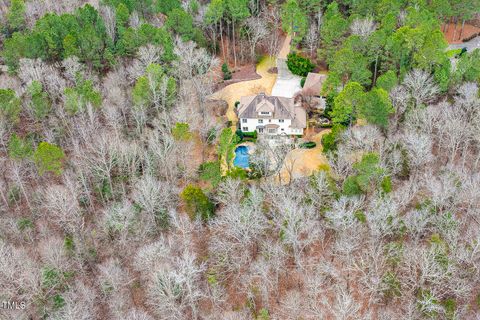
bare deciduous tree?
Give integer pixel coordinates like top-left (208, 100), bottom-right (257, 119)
top-left (244, 16), bottom-right (268, 61)
top-left (403, 69), bottom-right (439, 107)
top-left (350, 17), bottom-right (376, 38)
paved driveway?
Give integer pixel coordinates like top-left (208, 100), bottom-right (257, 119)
top-left (448, 36), bottom-right (480, 52)
top-left (271, 58), bottom-right (302, 98)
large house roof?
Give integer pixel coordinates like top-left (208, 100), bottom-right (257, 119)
top-left (238, 93), bottom-right (295, 119)
top-left (237, 93), bottom-right (306, 129)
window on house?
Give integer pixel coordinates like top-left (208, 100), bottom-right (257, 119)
top-left (243, 127), bottom-right (248, 131)
top-left (279, 119), bottom-right (284, 123)
top-left (258, 128), bottom-right (264, 133)
top-left (281, 128), bottom-right (284, 131)
top-left (260, 111), bottom-right (270, 115)
top-left (242, 118), bottom-right (247, 123)
top-left (268, 128), bottom-right (276, 133)
top-left (258, 119), bottom-right (263, 124)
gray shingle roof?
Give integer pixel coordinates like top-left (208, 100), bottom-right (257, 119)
top-left (238, 93), bottom-right (295, 119)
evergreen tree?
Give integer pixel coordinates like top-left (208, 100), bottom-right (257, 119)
top-left (0, 88), bottom-right (21, 123)
top-left (181, 185), bottom-right (214, 221)
top-left (281, 0), bottom-right (308, 45)
top-left (6, 0), bottom-right (26, 34)
top-left (33, 142), bottom-right (65, 176)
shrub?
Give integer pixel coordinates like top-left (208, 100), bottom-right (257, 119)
top-left (321, 124), bottom-right (344, 153)
top-left (243, 131), bottom-right (257, 140)
top-left (446, 48), bottom-right (462, 58)
top-left (381, 271), bottom-right (402, 299)
top-left (172, 122), bottom-right (193, 141)
top-left (222, 62), bottom-right (232, 80)
top-left (8, 185), bottom-right (21, 204)
top-left (286, 53), bottom-right (315, 77)
top-left (64, 235), bottom-right (75, 254)
top-left (300, 77), bottom-right (306, 87)
top-left (180, 184), bottom-right (214, 221)
top-left (8, 133), bottom-right (33, 160)
top-left (206, 128), bottom-right (217, 144)
top-left (381, 176), bottom-right (392, 193)
top-left (257, 308), bottom-right (270, 320)
top-left (442, 298), bottom-right (456, 319)
top-left (17, 218), bottom-right (33, 231)
top-left (226, 167), bottom-right (248, 180)
top-left (299, 141), bottom-right (316, 149)
top-left (234, 101), bottom-right (240, 108)
top-left (235, 129), bottom-right (244, 141)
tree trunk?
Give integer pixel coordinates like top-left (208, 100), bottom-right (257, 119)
top-left (459, 19), bottom-right (466, 41)
top-left (212, 23), bottom-right (217, 56)
top-left (220, 20), bottom-right (226, 61)
top-left (445, 16), bottom-right (453, 33)
top-left (226, 21), bottom-right (231, 63)
top-left (232, 20), bottom-right (237, 68)
top-left (452, 17), bottom-right (458, 42)
top-left (373, 55), bottom-right (379, 87)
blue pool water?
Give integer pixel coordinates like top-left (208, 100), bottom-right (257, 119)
top-left (233, 146), bottom-right (250, 168)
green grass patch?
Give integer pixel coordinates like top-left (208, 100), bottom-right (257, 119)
top-left (446, 48), bottom-right (462, 58)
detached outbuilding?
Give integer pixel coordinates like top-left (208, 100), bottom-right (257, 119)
top-left (301, 72), bottom-right (327, 110)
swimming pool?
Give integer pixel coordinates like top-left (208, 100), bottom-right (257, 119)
top-left (233, 146), bottom-right (249, 169)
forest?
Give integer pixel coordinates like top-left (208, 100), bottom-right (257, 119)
top-left (1, 0), bottom-right (480, 319)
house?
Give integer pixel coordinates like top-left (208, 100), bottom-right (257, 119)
top-left (236, 93), bottom-right (306, 136)
top-left (301, 72), bottom-right (327, 110)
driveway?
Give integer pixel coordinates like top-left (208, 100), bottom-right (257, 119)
top-left (448, 36), bottom-right (480, 52)
top-left (210, 56), bottom-right (277, 125)
top-left (271, 58), bottom-right (302, 98)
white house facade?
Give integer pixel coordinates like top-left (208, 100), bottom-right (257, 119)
top-left (236, 93), bottom-right (306, 136)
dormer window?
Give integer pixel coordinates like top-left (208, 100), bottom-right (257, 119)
top-left (260, 111), bottom-right (270, 115)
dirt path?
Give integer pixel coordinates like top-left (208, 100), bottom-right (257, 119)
top-left (278, 130), bottom-right (331, 184)
top-left (210, 35), bottom-right (292, 127)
